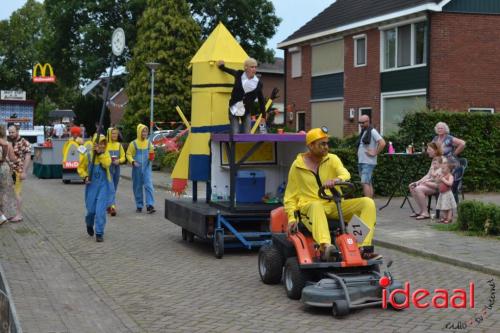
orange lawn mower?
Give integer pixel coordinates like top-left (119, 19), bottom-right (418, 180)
top-left (258, 182), bottom-right (404, 317)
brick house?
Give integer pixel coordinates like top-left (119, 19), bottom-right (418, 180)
top-left (278, 0), bottom-right (500, 137)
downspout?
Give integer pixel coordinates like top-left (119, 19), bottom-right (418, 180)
top-left (283, 49), bottom-right (288, 125)
top-left (426, 12), bottom-right (432, 110)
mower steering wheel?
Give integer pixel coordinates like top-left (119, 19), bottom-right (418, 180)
top-left (318, 182), bottom-right (355, 201)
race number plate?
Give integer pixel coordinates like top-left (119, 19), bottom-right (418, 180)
top-left (346, 215), bottom-right (370, 245)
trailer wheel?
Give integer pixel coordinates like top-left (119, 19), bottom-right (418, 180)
top-left (62, 179), bottom-right (71, 184)
top-left (187, 231), bottom-right (195, 243)
top-left (214, 231), bottom-right (224, 259)
top-left (258, 243), bottom-right (284, 284)
top-left (181, 228), bottom-right (187, 241)
top-left (332, 300), bottom-right (349, 318)
top-left (284, 257), bottom-right (308, 300)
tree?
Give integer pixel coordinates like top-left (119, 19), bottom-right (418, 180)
top-left (123, 0), bottom-right (200, 140)
top-left (0, 0), bottom-right (52, 95)
top-left (188, 0), bottom-right (281, 63)
top-left (44, 0), bottom-right (147, 86)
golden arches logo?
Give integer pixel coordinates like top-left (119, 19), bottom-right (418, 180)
top-left (33, 63), bottom-right (56, 83)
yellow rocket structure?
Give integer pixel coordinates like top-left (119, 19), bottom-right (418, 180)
top-left (171, 23), bottom-right (248, 192)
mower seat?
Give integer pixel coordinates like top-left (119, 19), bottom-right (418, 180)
top-left (298, 219), bottom-right (341, 237)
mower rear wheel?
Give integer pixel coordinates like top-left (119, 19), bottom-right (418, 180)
top-left (332, 300), bottom-right (349, 318)
top-left (284, 257), bottom-right (308, 300)
top-left (258, 243), bottom-right (284, 284)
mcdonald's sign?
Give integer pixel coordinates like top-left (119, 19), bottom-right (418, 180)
top-left (32, 63), bottom-right (56, 83)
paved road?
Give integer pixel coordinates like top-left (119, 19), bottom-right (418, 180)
top-left (0, 174), bottom-right (498, 332)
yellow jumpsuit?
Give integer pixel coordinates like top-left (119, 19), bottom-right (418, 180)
top-left (283, 153), bottom-right (376, 247)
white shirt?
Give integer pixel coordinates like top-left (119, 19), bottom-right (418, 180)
top-left (241, 72), bottom-right (259, 93)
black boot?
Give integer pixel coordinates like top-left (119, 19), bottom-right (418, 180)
top-left (86, 225), bottom-right (94, 237)
top-left (96, 234), bottom-right (104, 242)
top-left (146, 205), bottom-right (156, 214)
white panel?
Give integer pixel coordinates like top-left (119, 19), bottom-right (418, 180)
top-left (312, 40), bottom-right (344, 75)
top-left (311, 101), bottom-right (344, 138)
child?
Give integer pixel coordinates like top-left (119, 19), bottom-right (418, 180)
top-left (77, 134), bottom-right (113, 242)
top-left (106, 127), bottom-right (126, 216)
top-left (126, 124), bottom-right (156, 213)
top-left (436, 160), bottom-right (456, 224)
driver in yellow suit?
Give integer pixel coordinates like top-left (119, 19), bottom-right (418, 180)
top-left (284, 128), bottom-right (379, 261)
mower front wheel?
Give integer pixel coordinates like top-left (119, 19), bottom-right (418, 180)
top-left (332, 300), bottom-right (349, 318)
top-left (258, 243), bottom-right (284, 284)
top-left (284, 257), bottom-right (308, 300)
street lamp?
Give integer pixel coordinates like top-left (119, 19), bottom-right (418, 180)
top-left (146, 62), bottom-right (160, 136)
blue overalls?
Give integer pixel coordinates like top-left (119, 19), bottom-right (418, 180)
top-left (85, 152), bottom-right (113, 236)
top-left (108, 148), bottom-right (121, 206)
top-left (131, 141), bottom-right (155, 209)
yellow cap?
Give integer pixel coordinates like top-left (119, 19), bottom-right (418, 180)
top-left (306, 128), bottom-right (328, 145)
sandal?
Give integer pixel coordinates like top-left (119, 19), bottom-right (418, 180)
top-left (441, 219), bottom-right (452, 224)
top-left (416, 215), bottom-right (430, 220)
top-left (409, 213), bottom-right (420, 218)
top-left (9, 217), bottom-right (23, 223)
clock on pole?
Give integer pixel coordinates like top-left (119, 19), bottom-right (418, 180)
top-left (112, 28), bottom-right (125, 56)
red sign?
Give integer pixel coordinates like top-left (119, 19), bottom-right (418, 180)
top-left (63, 161), bottom-right (79, 169)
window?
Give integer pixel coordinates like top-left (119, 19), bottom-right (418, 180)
top-left (296, 111), bottom-right (305, 131)
top-left (354, 35), bottom-right (367, 67)
top-left (382, 21), bottom-right (427, 70)
top-left (468, 108), bottom-right (494, 114)
top-left (291, 50), bottom-right (302, 78)
top-left (381, 90), bottom-right (426, 135)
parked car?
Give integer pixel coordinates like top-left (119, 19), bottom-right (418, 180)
top-left (152, 127), bottom-right (187, 153)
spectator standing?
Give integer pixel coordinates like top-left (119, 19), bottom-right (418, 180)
top-left (79, 124), bottom-right (87, 138)
top-left (7, 125), bottom-right (31, 222)
top-left (0, 125), bottom-right (16, 225)
top-left (356, 115), bottom-right (386, 198)
top-left (436, 160), bottom-right (456, 224)
top-left (432, 122), bottom-right (465, 159)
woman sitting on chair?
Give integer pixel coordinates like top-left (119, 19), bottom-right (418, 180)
top-left (408, 142), bottom-right (445, 220)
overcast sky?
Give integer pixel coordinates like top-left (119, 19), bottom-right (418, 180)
top-left (0, 0), bottom-right (334, 55)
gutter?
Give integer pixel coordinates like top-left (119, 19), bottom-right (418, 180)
top-left (278, 2), bottom-right (446, 49)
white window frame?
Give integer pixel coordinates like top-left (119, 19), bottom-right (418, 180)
top-left (290, 49), bottom-right (302, 78)
top-left (358, 107), bottom-right (372, 133)
top-left (468, 107), bottom-right (494, 114)
top-left (353, 34), bottom-right (367, 67)
top-left (380, 89), bottom-right (426, 135)
top-left (379, 17), bottom-right (427, 72)
top-left (296, 111), bottom-right (306, 131)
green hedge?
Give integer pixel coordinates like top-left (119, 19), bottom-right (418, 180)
top-left (330, 111), bottom-right (500, 195)
top-left (456, 200), bottom-right (500, 236)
